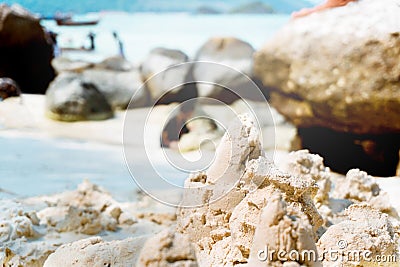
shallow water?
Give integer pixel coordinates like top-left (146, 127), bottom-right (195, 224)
top-left (0, 135), bottom-right (190, 201)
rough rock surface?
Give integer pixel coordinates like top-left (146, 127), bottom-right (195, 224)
top-left (36, 180), bottom-right (122, 235)
top-left (254, 0), bottom-right (400, 135)
top-left (43, 237), bottom-right (140, 267)
top-left (140, 47), bottom-right (192, 103)
top-left (277, 150), bottom-right (332, 206)
top-left (0, 4), bottom-right (55, 94)
top-left (193, 37), bottom-right (262, 102)
top-left (0, 200), bottom-right (56, 266)
top-left (177, 114), bottom-right (323, 266)
top-left (45, 73), bottom-right (113, 121)
top-left (333, 169), bottom-right (396, 216)
top-left (247, 192), bottom-right (319, 267)
top-left (317, 204), bottom-right (399, 266)
top-left (137, 228), bottom-right (197, 267)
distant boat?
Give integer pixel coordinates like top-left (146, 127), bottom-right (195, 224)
top-left (40, 13), bottom-right (72, 21)
top-left (60, 46), bottom-right (93, 52)
top-left (55, 18), bottom-right (100, 26)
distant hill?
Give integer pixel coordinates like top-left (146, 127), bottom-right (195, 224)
top-left (229, 2), bottom-right (274, 14)
top-left (1, 0), bottom-right (313, 16)
top-left (195, 6), bottom-right (222, 14)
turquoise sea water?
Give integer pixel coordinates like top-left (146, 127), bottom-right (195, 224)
top-left (41, 13), bottom-right (290, 63)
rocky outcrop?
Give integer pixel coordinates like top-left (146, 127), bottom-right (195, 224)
top-left (254, 0), bottom-right (400, 135)
top-left (176, 115), bottom-right (323, 266)
top-left (45, 73), bottom-right (113, 122)
top-left (0, 4), bottom-right (55, 94)
top-left (254, 0), bottom-right (400, 176)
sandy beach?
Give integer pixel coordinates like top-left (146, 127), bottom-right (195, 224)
top-left (1, 94), bottom-right (399, 266)
top-left (1, 0), bottom-right (400, 266)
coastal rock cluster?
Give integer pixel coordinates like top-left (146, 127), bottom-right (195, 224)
top-left (139, 37), bottom-right (264, 105)
top-left (46, 36), bottom-right (266, 122)
top-left (254, 0), bottom-right (400, 176)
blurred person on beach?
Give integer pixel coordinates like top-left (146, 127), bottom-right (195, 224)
top-left (161, 102), bottom-right (195, 149)
top-left (292, 0), bottom-right (357, 18)
top-left (112, 31), bottom-right (125, 58)
top-left (88, 32), bottom-right (96, 51)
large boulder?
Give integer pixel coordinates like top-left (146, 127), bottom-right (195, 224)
top-left (45, 73), bottom-right (113, 122)
top-left (254, 0), bottom-right (400, 135)
top-left (193, 37), bottom-right (266, 103)
top-left (0, 4), bottom-right (55, 94)
top-left (254, 0), bottom-right (400, 176)
top-left (52, 56), bottom-right (147, 109)
top-left (140, 47), bottom-right (195, 104)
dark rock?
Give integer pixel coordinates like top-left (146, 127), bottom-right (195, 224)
top-left (0, 78), bottom-right (20, 100)
top-left (45, 73), bottom-right (113, 122)
top-left (0, 4), bottom-right (55, 94)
